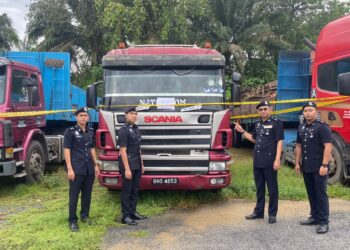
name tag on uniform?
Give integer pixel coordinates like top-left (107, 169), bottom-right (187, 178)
top-left (263, 125), bottom-right (273, 129)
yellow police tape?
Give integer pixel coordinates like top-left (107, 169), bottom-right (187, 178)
top-left (0, 109), bottom-right (75, 118)
top-left (0, 96), bottom-right (348, 118)
top-left (98, 95), bottom-right (348, 108)
top-left (231, 97), bottom-right (350, 119)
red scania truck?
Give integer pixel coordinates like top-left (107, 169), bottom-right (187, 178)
top-left (87, 44), bottom-right (240, 190)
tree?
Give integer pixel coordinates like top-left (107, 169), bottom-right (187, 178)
top-left (0, 13), bottom-right (19, 50)
top-left (101, 0), bottom-right (222, 46)
top-left (26, 0), bottom-right (110, 65)
top-left (26, 0), bottom-right (79, 52)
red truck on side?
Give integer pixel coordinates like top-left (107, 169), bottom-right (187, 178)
top-left (87, 44), bottom-right (240, 191)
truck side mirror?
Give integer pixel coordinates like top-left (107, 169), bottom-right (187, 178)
top-left (232, 72), bottom-right (241, 84)
top-left (28, 86), bottom-right (39, 106)
top-left (231, 83), bottom-right (241, 104)
top-left (230, 72), bottom-right (241, 105)
top-left (338, 72), bottom-right (350, 95)
top-left (87, 81), bottom-right (103, 108)
top-left (87, 84), bottom-right (97, 108)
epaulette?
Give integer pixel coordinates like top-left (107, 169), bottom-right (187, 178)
top-left (272, 117), bottom-right (279, 121)
top-left (317, 120), bottom-right (327, 125)
top-left (69, 127), bottom-right (75, 130)
top-left (89, 127), bottom-right (94, 131)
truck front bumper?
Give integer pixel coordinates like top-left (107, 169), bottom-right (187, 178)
top-left (0, 160), bottom-right (17, 176)
top-left (98, 171), bottom-right (231, 190)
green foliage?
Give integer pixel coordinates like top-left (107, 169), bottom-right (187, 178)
top-left (72, 65), bottom-right (103, 89)
top-left (243, 58), bottom-right (277, 86)
top-left (0, 14), bottom-right (19, 50)
top-left (22, 0), bottom-right (350, 86)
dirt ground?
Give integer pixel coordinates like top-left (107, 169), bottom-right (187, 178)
top-left (102, 198), bottom-right (350, 250)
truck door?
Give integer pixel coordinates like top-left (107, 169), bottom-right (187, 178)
top-left (10, 67), bottom-right (42, 144)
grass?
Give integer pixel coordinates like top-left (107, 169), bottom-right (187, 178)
top-left (1, 148), bottom-right (350, 249)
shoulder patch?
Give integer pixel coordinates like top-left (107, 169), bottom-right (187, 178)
top-left (317, 119), bottom-right (326, 124)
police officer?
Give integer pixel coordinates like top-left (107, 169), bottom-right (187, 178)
top-left (295, 102), bottom-right (332, 234)
top-left (64, 107), bottom-right (99, 232)
top-left (234, 100), bottom-right (284, 224)
top-left (118, 106), bottom-right (147, 225)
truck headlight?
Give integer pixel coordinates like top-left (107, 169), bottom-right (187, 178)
top-left (5, 147), bottom-right (13, 159)
top-left (101, 161), bottom-right (119, 171)
top-left (209, 161), bottom-right (225, 172)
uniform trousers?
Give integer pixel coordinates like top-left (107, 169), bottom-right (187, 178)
top-left (303, 172), bottom-right (329, 224)
top-left (253, 167), bottom-right (278, 217)
top-left (69, 174), bottom-right (95, 222)
top-left (120, 167), bottom-right (142, 219)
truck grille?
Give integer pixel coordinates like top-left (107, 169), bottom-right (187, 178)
top-left (115, 125), bottom-right (211, 174)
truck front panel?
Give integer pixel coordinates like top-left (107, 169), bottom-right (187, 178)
top-left (97, 109), bottom-right (232, 190)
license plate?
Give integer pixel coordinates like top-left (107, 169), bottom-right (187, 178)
top-left (152, 178), bottom-right (178, 185)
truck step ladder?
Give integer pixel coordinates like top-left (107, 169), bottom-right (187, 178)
top-left (14, 170), bottom-right (26, 178)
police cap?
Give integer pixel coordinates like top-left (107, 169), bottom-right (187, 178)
top-left (302, 101), bottom-right (317, 110)
top-left (124, 106), bottom-right (137, 114)
top-left (75, 107), bottom-right (89, 116)
top-left (256, 100), bottom-right (271, 109)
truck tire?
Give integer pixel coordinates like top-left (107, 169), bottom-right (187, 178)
top-left (25, 140), bottom-right (45, 183)
top-left (328, 143), bottom-right (345, 185)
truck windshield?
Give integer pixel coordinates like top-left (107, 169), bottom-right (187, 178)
top-left (0, 66), bottom-right (6, 104)
top-left (104, 68), bottom-right (225, 111)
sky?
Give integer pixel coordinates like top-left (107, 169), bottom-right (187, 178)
top-left (0, 0), bottom-right (31, 40)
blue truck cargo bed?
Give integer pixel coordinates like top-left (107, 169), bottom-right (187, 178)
top-left (276, 51), bottom-right (311, 122)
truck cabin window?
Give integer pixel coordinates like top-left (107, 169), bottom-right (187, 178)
top-left (318, 57), bottom-right (350, 92)
top-left (11, 70), bottom-right (28, 103)
top-left (0, 66), bottom-right (6, 104)
top-left (104, 67), bottom-right (224, 111)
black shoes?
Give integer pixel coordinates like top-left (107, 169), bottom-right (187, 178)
top-left (81, 217), bottom-right (93, 225)
top-left (131, 212), bottom-right (147, 220)
top-left (69, 222), bottom-right (79, 232)
top-left (245, 213), bottom-right (264, 220)
top-left (300, 217), bottom-right (318, 226)
top-left (121, 217), bottom-right (138, 225)
top-left (268, 216), bottom-right (277, 224)
top-left (316, 224), bottom-right (329, 234)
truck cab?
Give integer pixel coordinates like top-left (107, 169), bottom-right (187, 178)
top-left (0, 58), bottom-right (46, 181)
top-left (88, 44), bottom-right (238, 191)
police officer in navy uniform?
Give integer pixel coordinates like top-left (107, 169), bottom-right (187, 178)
top-left (118, 106), bottom-right (147, 225)
top-left (295, 102), bottom-right (332, 234)
top-left (64, 107), bottom-right (99, 232)
top-left (234, 100), bottom-right (284, 224)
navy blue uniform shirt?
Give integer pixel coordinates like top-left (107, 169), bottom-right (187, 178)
top-left (64, 125), bottom-right (95, 175)
top-left (251, 117), bottom-right (284, 168)
top-left (296, 120), bottom-right (332, 173)
top-left (118, 122), bottom-right (142, 170)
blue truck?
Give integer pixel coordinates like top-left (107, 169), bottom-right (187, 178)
top-left (0, 51), bottom-right (98, 182)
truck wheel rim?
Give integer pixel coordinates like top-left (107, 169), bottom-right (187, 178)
top-left (30, 150), bottom-right (43, 177)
